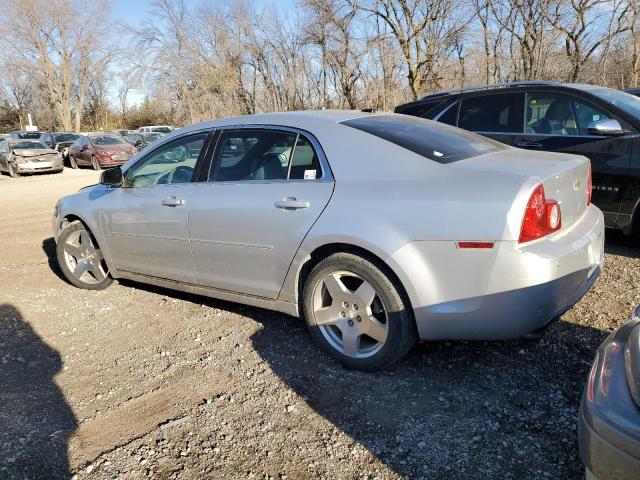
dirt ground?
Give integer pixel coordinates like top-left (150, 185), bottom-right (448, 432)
top-left (1, 169), bottom-right (639, 480)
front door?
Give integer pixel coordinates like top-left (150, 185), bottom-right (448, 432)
top-left (99, 132), bottom-right (210, 283)
top-left (514, 91), bottom-right (632, 218)
top-left (188, 128), bottom-right (334, 299)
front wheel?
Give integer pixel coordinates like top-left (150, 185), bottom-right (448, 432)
top-left (7, 157), bottom-right (19, 178)
top-left (68, 154), bottom-right (78, 169)
top-left (56, 221), bottom-right (113, 290)
top-left (302, 252), bottom-right (416, 371)
top-left (91, 156), bottom-right (100, 170)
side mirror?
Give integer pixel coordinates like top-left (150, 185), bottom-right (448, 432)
top-left (100, 167), bottom-right (123, 187)
top-left (135, 139), bottom-right (143, 146)
top-left (587, 118), bottom-right (626, 136)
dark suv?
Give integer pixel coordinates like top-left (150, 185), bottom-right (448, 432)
top-left (395, 81), bottom-right (640, 235)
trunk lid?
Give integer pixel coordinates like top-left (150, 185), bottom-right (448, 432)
top-left (451, 148), bottom-right (590, 232)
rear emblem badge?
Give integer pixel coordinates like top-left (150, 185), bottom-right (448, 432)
top-left (573, 179), bottom-right (581, 190)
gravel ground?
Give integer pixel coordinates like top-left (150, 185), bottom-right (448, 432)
top-left (1, 169), bottom-right (639, 480)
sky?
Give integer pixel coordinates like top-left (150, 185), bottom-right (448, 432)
top-left (108, 0), bottom-right (298, 107)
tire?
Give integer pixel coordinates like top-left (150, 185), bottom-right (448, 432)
top-left (91, 155), bottom-right (100, 170)
top-left (56, 221), bottom-right (113, 290)
top-left (69, 154), bottom-right (78, 169)
top-left (7, 156), bottom-right (19, 178)
top-left (302, 252), bottom-right (416, 371)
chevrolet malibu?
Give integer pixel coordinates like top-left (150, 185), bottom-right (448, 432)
top-left (0, 139), bottom-right (63, 177)
top-left (52, 111), bottom-right (604, 370)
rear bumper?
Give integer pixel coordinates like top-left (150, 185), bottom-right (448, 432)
top-left (392, 205), bottom-right (604, 340)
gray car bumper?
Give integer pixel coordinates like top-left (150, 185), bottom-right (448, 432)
top-left (414, 266), bottom-right (600, 340)
top-left (579, 400), bottom-right (640, 480)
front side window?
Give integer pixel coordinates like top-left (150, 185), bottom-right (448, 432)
top-left (210, 130), bottom-right (297, 181)
top-left (458, 94), bottom-right (520, 133)
top-left (525, 93), bottom-right (611, 135)
top-left (125, 133), bottom-right (208, 187)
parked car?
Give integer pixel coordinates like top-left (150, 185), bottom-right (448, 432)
top-left (125, 132), bottom-right (162, 150)
top-left (68, 134), bottom-right (138, 170)
top-left (52, 111), bottom-right (603, 370)
top-left (9, 131), bottom-right (42, 140)
top-left (624, 87), bottom-right (640, 97)
top-left (579, 305), bottom-right (640, 480)
top-left (0, 133), bottom-right (9, 140)
top-left (395, 81), bottom-right (640, 237)
top-left (50, 133), bottom-right (80, 166)
top-left (0, 139), bottom-right (63, 177)
top-left (137, 125), bottom-right (172, 134)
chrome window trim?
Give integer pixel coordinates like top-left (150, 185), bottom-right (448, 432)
top-left (206, 124), bottom-right (333, 184)
top-left (433, 100), bottom-right (458, 121)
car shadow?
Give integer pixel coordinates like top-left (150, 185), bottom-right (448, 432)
top-left (604, 229), bottom-right (640, 259)
top-left (248, 310), bottom-right (606, 479)
top-left (117, 279), bottom-right (604, 479)
top-left (0, 304), bottom-right (76, 479)
top-left (41, 237), bottom-right (67, 283)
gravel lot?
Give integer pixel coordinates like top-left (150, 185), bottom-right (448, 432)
top-left (1, 169), bottom-right (639, 480)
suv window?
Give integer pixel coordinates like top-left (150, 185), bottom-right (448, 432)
top-left (210, 130), bottom-right (297, 181)
top-left (525, 93), bottom-right (610, 135)
top-left (125, 133), bottom-right (207, 187)
top-left (342, 114), bottom-right (506, 164)
top-left (459, 94), bottom-right (520, 133)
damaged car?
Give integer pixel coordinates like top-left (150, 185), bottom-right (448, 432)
top-left (0, 139), bottom-right (63, 177)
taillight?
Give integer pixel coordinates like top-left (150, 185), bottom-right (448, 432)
top-left (519, 184), bottom-right (562, 243)
top-left (586, 162), bottom-right (592, 206)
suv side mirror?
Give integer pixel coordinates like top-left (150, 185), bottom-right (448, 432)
top-left (587, 118), bottom-right (626, 136)
top-left (100, 167), bottom-right (123, 187)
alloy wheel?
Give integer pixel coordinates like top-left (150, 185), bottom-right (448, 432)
top-left (61, 229), bottom-right (108, 284)
top-left (312, 270), bottom-right (389, 359)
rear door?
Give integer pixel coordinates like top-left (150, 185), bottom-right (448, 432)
top-left (514, 91), bottom-right (632, 217)
top-left (188, 127), bottom-right (334, 299)
top-left (457, 92), bottom-right (524, 146)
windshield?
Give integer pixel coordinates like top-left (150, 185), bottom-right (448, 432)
top-left (143, 133), bottom-right (161, 142)
top-left (342, 114), bottom-right (506, 163)
top-left (579, 86), bottom-right (640, 119)
top-left (91, 136), bottom-right (126, 146)
top-left (54, 133), bottom-right (79, 143)
top-left (11, 141), bottom-right (47, 149)
top-left (151, 127), bottom-right (171, 133)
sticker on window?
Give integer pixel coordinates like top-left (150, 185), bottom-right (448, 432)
top-left (304, 170), bottom-right (317, 180)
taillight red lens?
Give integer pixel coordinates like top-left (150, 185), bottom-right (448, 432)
top-left (519, 184), bottom-right (562, 243)
top-left (586, 162), bottom-right (592, 206)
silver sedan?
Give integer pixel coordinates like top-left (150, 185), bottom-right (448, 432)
top-left (52, 111), bottom-right (604, 370)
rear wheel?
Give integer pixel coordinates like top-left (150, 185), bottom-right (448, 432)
top-left (56, 221), bottom-right (113, 290)
top-left (302, 252), bottom-right (416, 371)
top-left (91, 155), bottom-right (100, 170)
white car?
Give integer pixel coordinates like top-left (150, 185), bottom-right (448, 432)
top-left (53, 111), bottom-right (603, 370)
top-left (137, 125), bottom-right (173, 134)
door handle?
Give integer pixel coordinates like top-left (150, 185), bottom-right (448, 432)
top-left (275, 197), bottom-right (310, 210)
top-left (516, 142), bottom-right (543, 149)
top-left (161, 196), bottom-right (185, 207)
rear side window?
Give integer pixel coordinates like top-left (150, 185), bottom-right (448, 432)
top-left (459, 94), bottom-right (521, 133)
top-left (342, 115), bottom-right (506, 163)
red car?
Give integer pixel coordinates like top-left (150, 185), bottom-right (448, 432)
top-left (68, 134), bottom-right (137, 170)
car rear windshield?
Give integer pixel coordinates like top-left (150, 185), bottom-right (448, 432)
top-left (17, 132), bottom-right (41, 139)
top-left (341, 114), bottom-right (506, 163)
top-left (12, 141), bottom-right (47, 149)
top-left (54, 133), bottom-right (79, 142)
top-left (91, 136), bottom-right (126, 146)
